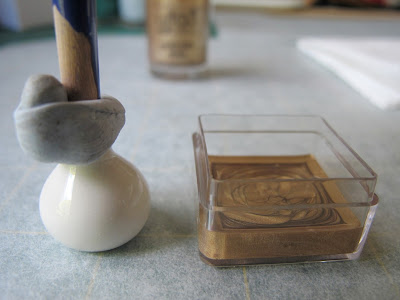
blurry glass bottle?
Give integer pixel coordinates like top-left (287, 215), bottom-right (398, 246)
top-left (147, 0), bottom-right (208, 79)
top-left (118, 0), bottom-right (145, 24)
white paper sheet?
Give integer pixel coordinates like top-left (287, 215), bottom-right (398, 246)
top-left (297, 37), bottom-right (400, 110)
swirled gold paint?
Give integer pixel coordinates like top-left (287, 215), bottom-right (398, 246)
top-left (198, 155), bottom-right (362, 264)
top-left (210, 156), bottom-right (344, 229)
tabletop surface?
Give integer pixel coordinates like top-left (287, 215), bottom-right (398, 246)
top-left (1, 11), bottom-right (400, 300)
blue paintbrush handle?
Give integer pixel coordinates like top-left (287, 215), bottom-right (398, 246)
top-left (53, 0), bottom-right (100, 100)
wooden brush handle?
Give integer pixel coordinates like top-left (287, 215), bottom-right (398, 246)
top-left (52, 0), bottom-right (100, 101)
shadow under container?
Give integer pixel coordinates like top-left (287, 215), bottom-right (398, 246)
top-left (192, 115), bottom-right (378, 266)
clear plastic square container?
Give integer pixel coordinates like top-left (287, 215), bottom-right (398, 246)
top-left (192, 115), bottom-right (378, 266)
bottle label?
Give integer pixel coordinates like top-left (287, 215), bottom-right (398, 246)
top-left (148, 0), bottom-right (208, 65)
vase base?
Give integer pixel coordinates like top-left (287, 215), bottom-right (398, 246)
top-left (39, 150), bottom-right (151, 252)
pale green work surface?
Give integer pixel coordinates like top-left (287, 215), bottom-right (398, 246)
top-left (0, 12), bottom-right (399, 300)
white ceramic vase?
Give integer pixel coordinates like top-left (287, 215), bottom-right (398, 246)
top-left (39, 149), bottom-right (150, 252)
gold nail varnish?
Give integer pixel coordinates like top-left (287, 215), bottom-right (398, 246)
top-left (147, 0), bottom-right (208, 79)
